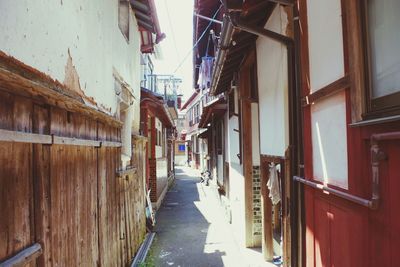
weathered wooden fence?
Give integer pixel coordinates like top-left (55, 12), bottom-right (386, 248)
top-left (0, 91), bottom-right (146, 266)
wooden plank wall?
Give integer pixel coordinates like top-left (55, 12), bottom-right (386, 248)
top-left (0, 90), bottom-right (146, 266)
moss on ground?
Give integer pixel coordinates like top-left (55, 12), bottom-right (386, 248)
top-left (139, 246), bottom-right (156, 267)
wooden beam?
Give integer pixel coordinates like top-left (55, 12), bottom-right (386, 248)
top-left (52, 136), bottom-right (101, 147)
top-left (101, 141), bottom-right (122, 147)
top-left (0, 129), bottom-right (52, 144)
top-left (261, 154), bottom-right (285, 164)
top-left (283, 148), bottom-right (292, 266)
top-left (268, 0), bottom-right (295, 6)
top-left (116, 167), bottom-right (137, 177)
top-left (223, 0), bottom-right (243, 11)
top-left (242, 89), bottom-right (254, 247)
top-left (302, 75), bottom-right (350, 106)
top-left (0, 128), bottom-right (122, 147)
top-left (0, 243), bottom-right (42, 267)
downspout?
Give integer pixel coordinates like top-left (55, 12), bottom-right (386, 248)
top-left (292, 3), bottom-right (304, 267)
top-left (210, 15), bottom-right (234, 96)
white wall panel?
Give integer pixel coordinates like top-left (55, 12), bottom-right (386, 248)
top-left (228, 113), bottom-right (240, 164)
top-left (311, 92), bottom-right (348, 189)
top-left (225, 112), bottom-right (230, 161)
top-left (229, 162), bottom-right (245, 246)
top-left (257, 6), bottom-right (289, 157)
top-left (307, 0), bottom-right (345, 91)
top-left (217, 155), bottom-right (224, 185)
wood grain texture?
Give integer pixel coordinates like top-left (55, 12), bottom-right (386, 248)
top-left (0, 93), bottom-right (146, 266)
top-left (240, 56), bottom-right (254, 247)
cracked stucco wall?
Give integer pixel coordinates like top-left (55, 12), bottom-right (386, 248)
top-left (0, 0), bottom-right (141, 132)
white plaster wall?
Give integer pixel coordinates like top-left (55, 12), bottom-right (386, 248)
top-left (311, 91), bottom-right (348, 189)
top-left (229, 162), bottom-right (246, 246)
top-left (0, 0), bottom-right (141, 130)
top-left (307, 0), bottom-right (345, 91)
top-left (156, 146), bottom-right (162, 159)
top-left (257, 6), bottom-right (289, 157)
top-left (227, 87), bottom-right (240, 164)
top-left (251, 103), bottom-right (260, 165)
top-left (228, 115), bottom-right (240, 164)
top-left (121, 104), bottom-right (134, 165)
top-left (217, 155), bottom-right (224, 185)
top-left (155, 118), bottom-right (162, 158)
top-left (225, 112), bottom-right (230, 161)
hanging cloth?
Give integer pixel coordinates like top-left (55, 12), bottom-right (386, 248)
top-left (267, 162), bottom-right (281, 205)
top-left (197, 56), bottom-right (214, 89)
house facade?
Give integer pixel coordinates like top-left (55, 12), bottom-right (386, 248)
top-left (181, 90), bottom-right (203, 169)
top-left (174, 110), bottom-right (187, 166)
top-left (195, 0), bottom-right (400, 266)
top-left (140, 87), bottom-right (177, 210)
top-left (0, 0), bottom-right (164, 265)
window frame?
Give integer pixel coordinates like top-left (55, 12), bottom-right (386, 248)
top-left (361, 0), bottom-right (400, 119)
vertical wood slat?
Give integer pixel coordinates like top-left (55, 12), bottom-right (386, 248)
top-left (240, 61), bottom-right (254, 247)
top-left (0, 93), bottom-right (145, 266)
top-left (32, 104), bottom-right (52, 266)
top-left (0, 93), bottom-right (34, 263)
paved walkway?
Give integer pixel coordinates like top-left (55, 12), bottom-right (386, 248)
top-left (145, 166), bottom-right (276, 267)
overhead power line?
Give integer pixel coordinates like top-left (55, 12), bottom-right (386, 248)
top-left (173, 4), bottom-right (222, 74)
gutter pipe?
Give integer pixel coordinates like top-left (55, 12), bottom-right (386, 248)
top-left (210, 15), bottom-right (234, 96)
top-left (194, 13), bottom-right (223, 25)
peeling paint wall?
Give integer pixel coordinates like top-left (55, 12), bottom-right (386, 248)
top-left (0, 0), bottom-right (141, 130)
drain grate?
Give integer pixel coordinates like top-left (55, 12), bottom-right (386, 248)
top-left (130, 232), bottom-right (155, 267)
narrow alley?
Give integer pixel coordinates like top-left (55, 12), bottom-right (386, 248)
top-left (145, 167), bottom-right (275, 267)
top-left (1, 0), bottom-right (399, 266)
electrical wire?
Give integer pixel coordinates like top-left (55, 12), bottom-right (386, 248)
top-left (173, 4), bottom-right (222, 74)
top-left (164, 0), bottom-right (180, 60)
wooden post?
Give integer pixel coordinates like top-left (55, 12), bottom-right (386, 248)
top-left (261, 160), bottom-right (273, 260)
top-left (240, 54), bottom-right (254, 247)
top-left (283, 148), bottom-right (291, 267)
top-left (242, 99), bottom-right (254, 247)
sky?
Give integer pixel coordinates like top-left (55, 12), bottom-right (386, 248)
top-left (154, 0), bottom-right (194, 101)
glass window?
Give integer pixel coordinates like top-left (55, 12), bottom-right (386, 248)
top-left (365, 0), bottom-right (400, 114)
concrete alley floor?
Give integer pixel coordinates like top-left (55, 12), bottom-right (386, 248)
top-left (145, 166), bottom-right (277, 267)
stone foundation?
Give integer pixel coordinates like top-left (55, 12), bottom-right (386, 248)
top-left (252, 166), bottom-right (262, 238)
